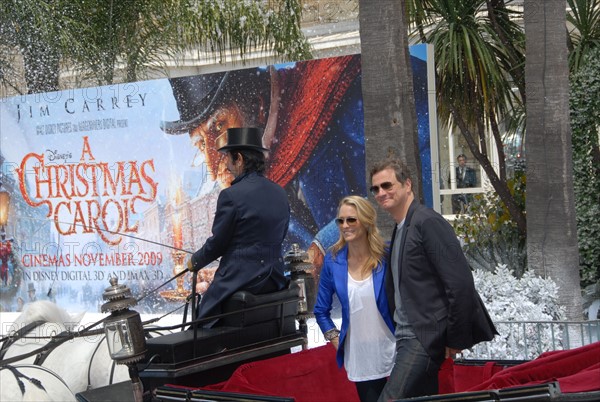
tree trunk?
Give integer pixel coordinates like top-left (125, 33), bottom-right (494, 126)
top-left (524, 0), bottom-right (582, 320)
top-left (359, 0), bottom-right (421, 238)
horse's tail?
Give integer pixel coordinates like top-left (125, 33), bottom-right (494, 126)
top-left (14, 301), bottom-right (86, 331)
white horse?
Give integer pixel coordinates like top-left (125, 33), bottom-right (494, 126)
top-left (0, 301), bottom-right (129, 400)
top-left (0, 301), bottom-right (178, 400)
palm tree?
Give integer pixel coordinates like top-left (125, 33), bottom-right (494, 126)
top-left (358, 0), bottom-right (422, 236)
top-left (406, 0), bottom-right (527, 237)
top-left (403, 0), bottom-right (591, 318)
top-left (524, 0), bottom-right (582, 320)
top-left (0, 0), bottom-right (311, 94)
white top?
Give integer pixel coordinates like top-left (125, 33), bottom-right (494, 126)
top-left (344, 273), bottom-right (396, 381)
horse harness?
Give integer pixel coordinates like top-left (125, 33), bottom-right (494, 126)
top-left (0, 320), bottom-right (75, 367)
top-left (1, 364), bottom-right (72, 396)
top-left (87, 335), bottom-right (118, 390)
top-left (0, 320), bottom-right (45, 361)
top-left (1, 364), bottom-right (47, 395)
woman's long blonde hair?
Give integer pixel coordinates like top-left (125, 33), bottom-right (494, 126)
top-left (330, 196), bottom-right (385, 276)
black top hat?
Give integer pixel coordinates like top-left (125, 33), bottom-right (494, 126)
top-left (218, 128), bottom-right (268, 152)
top-left (160, 72), bottom-right (228, 135)
top-left (161, 68), bottom-right (271, 135)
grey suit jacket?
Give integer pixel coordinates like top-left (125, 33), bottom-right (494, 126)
top-left (386, 199), bottom-right (497, 364)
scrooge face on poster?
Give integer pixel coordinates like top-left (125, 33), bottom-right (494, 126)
top-left (0, 47), bottom-right (433, 314)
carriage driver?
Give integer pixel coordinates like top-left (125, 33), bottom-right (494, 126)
top-left (188, 127), bottom-right (290, 327)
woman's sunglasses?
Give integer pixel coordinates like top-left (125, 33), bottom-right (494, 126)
top-left (369, 181), bottom-right (394, 195)
top-left (335, 217), bottom-right (359, 226)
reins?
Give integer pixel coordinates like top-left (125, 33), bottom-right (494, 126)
top-left (0, 264), bottom-right (205, 367)
top-left (0, 268), bottom-right (196, 367)
top-left (0, 308), bottom-right (113, 367)
top-left (2, 365), bottom-right (46, 395)
top-left (1, 364), bottom-right (71, 396)
top-left (85, 335), bottom-right (118, 390)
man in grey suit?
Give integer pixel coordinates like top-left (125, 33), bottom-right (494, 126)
top-left (189, 127), bottom-right (290, 327)
top-left (369, 158), bottom-right (497, 400)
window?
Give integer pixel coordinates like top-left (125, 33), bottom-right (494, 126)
top-left (434, 122), bottom-right (486, 216)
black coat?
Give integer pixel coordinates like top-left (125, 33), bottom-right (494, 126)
top-left (191, 171), bottom-right (290, 325)
top-left (455, 166), bottom-right (476, 189)
top-left (386, 199), bottom-right (497, 364)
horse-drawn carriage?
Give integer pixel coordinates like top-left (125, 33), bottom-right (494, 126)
top-left (0, 283), bottom-right (307, 402)
top-left (0, 246), bottom-right (315, 402)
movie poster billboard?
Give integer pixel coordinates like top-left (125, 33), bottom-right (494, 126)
top-left (0, 47), bottom-right (433, 313)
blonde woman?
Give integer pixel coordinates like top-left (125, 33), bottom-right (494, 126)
top-left (314, 196), bottom-right (395, 402)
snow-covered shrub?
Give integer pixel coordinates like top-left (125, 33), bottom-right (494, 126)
top-left (464, 264), bottom-right (565, 360)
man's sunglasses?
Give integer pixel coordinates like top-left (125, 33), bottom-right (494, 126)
top-left (335, 217), bottom-right (359, 226)
top-left (369, 182), bottom-right (394, 195)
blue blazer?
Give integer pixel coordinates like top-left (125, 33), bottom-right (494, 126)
top-left (314, 245), bottom-right (394, 368)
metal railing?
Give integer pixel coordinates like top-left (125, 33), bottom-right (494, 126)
top-left (464, 320), bottom-right (600, 360)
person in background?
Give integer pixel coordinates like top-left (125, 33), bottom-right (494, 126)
top-left (16, 296), bottom-right (24, 312)
top-left (188, 127), bottom-right (290, 327)
top-left (27, 283), bottom-right (37, 302)
top-left (370, 158), bottom-right (497, 400)
top-left (314, 196), bottom-right (395, 402)
top-left (451, 154), bottom-right (477, 214)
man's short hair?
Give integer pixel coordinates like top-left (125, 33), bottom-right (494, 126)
top-left (457, 154), bottom-right (467, 160)
top-left (369, 158), bottom-right (412, 185)
top-left (230, 148), bottom-right (266, 174)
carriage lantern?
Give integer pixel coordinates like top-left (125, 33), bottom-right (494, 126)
top-left (101, 277), bottom-right (147, 364)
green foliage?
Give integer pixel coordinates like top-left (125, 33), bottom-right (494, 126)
top-left (405, 0), bottom-right (528, 236)
top-left (410, 0), bottom-right (523, 130)
top-left (570, 47), bottom-right (600, 287)
top-left (182, 0), bottom-right (311, 65)
top-left (452, 170), bottom-right (527, 276)
top-left (0, 0), bottom-right (312, 92)
top-left (567, 0), bottom-right (600, 73)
